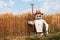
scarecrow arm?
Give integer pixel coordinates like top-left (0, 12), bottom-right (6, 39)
top-left (28, 21), bottom-right (34, 25)
top-left (43, 20), bottom-right (49, 32)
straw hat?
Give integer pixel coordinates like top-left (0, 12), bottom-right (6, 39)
top-left (34, 10), bottom-right (43, 15)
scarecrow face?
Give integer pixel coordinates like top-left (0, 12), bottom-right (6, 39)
top-left (36, 14), bottom-right (41, 17)
top-left (35, 10), bottom-right (43, 19)
top-left (35, 14), bottom-right (42, 19)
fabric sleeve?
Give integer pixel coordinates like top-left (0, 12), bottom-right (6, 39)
top-left (43, 20), bottom-right (49, 31)
top-left (28, 21), bottom-right (34, 25)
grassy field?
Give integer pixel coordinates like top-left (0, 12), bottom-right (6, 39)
top-left (0, 32), bottom-right (60, 40)
top-left (0, 13), bottom-right (60, 40)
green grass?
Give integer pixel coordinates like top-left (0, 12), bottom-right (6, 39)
top-left (0, 32), bottom-right (60, 40)
top-left (25, 32), bottom-right (60, 40)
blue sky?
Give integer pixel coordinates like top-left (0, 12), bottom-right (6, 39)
top-left (0, 0), bottom-right (60, 14)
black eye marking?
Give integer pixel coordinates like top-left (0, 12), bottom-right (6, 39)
top-left (36, 16), bottom-right (41, 17)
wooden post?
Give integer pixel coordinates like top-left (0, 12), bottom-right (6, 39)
top-left (30, 4), bottom-right (34, 14)
top-left (30, 4), bottom-right (35, 34)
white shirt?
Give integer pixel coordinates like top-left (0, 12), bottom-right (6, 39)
top-left (34, 19), bottom-right (48, 33)
top-left (28, 19), bottom-right (49, 33)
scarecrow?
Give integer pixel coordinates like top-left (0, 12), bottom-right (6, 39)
top-left (28, 10), bottom-right (49, 35)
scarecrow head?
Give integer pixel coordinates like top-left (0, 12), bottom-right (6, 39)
top-left (34, 10), bottom-right (43, 19)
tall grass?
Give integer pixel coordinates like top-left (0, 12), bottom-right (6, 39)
top-left (0, 13), bottom-right (60, 38)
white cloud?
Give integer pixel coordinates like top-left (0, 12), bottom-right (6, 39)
top-left (39, 0), bottom-right (60, 13)
top-left (2, 8), bottom-right (13, 13)
top-left (22, 8), bottom-right (36, 14)
top-left (22, 8), bottom-right (31, 13)
top-left (9, 0), bottom-right (15, 5)
top-left (39, 0), bottom-right (56, 2)
top-left (0, 0), bottom-right (15, 9)
top-left (0, 1), bottom-right (7, 9)
top-left (22, 0), bottom-right (31, 2)
top-left (2, 8), bottom-right (20, 14)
